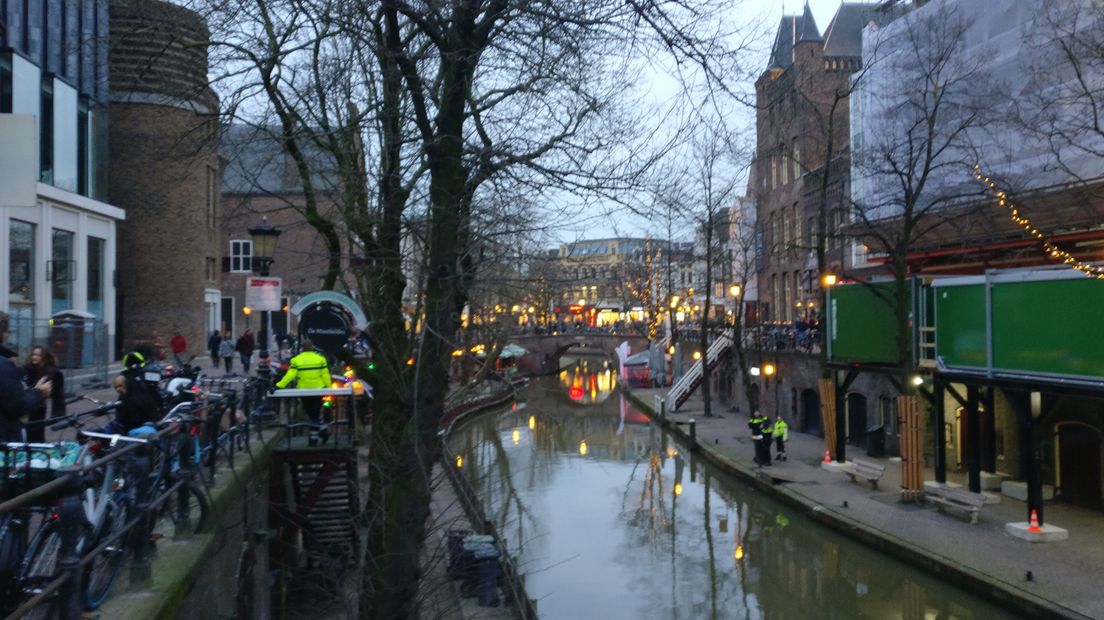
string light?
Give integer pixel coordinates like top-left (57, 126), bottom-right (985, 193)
top-left (973, 163), bottom-right (1104, 279)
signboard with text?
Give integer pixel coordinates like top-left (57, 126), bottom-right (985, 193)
top-left (245, 277), bottom-right (283, 311)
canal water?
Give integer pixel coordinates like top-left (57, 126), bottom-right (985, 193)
top-left (447, 356), bottom-right (1016, 620)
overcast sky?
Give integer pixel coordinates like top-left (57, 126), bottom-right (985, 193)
top-left (557, 0), bottom-right (857, 245)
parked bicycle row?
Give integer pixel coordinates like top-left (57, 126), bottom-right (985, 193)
top-left (0, 361), bottom-right (274, 619)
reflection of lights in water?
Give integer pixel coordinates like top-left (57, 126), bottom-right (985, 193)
top-left (455, 454), bottom-right (463, 468)
top-left (528, 415), bottom-right (536, 430)
top-left (674, 482), bottom-right (683, 496)
top-left (579, 439), bottom-right (588, 456)
top-left (666, 446), bottom-right (678, 458)
top-left (569, 386), bottom-right (584, 399)
top-left (512, 428), bottom-right (520, 445)
top-left (734, 545), bottom-right (745, 561)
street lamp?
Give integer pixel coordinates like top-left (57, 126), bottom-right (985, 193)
top-left (248, 218), bottom-right (281, 352)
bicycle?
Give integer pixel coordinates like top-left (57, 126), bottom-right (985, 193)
top-left (16, 417), bottom-right (154, 616)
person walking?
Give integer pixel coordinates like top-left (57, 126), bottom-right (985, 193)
top-left (23, 346), bottom-right (66, 442)
top-left (274, 338), bottom-right (331, 445)
top-left (773, 415), bottom-right (789, 461)
top-left (218, 331), bottom-right (236, 373)
top-left (170, 330), bottom-right (188, 366)
top-left (207, 330), bottom-right (222, 368)
top-left (0, 311), bottom-right (52, 442)
top-left (236, 329), bottom-right (255, 373)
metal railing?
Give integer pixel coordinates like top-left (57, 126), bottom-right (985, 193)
top-left (1, 379), bottom-right (278, 619)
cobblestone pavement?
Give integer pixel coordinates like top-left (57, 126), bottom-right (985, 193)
top-left (627, 387), bottom-right (1103, 620)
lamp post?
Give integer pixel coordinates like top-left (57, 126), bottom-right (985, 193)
top-left (248, 218), bottom-right (281, 352)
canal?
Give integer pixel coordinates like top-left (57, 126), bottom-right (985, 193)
top-left (447, 356), bottom-right (1016, 619)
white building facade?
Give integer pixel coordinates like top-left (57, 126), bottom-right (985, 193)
top-left (1, 1), bottom-right (122, 362)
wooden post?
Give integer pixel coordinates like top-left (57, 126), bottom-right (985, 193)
top-left (933, 380), bottom-right (946, 484)
top-left (818, 377), bottom-right (836, 460)
top-left (898, 394), bottom-right (923, 501)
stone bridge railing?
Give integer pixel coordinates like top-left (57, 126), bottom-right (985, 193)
top-left (511, 333), bottom-right (650, 375)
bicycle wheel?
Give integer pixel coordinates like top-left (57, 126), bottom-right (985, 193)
top-left (84, 498), bottom-right (129, 609)
top-left (164, 482), bottom-right (209, 535)
top-left (17, 517), bottom-right (61, 620)
top-left (0, 514), bottom-right (28, 610)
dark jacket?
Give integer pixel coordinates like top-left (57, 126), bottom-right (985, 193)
top-left (1, 350), bottom-right (43, 441)
top-left (236, 332), bottom-right (255, 356)
top-left (207, 331), bottom-right (222, 354)
top-left (23, 364), bottom-right (65, 442)
top-left (116, 376), bottom-right (158, 432)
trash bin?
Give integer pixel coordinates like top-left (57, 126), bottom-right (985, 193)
top-left (472, 543), bottom-right (501, 607)
top-left (866, 424), bottom-right (886, 458)
top-left (50, 310), bottom-right (94, 369)
top-left (458, 535), bottom-right (496, 597)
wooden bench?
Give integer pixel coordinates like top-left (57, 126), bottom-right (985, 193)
top-left (844, 458), bottom-right (886, 490)
top-left (925, 485), bottom-right (986, 524)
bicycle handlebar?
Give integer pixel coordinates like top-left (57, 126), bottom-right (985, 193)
top-left (42, 401), bottom-right (121, 431)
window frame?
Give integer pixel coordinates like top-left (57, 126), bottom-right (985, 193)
top-left (230, 239), bottom-right (253, 273)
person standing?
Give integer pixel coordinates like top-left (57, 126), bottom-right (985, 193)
top-left (207, 330), bottom-right (222, 368)
top-left (170, 330), bottom-right (188, 366)
top-left (0, 311), bottom-right (52, 442)
top-left (773, 415), bottom-right (789, 462)
top-left (23, 346), bottom-right (66, 442)
top-left (274, 339), bottom-right (331, 445)
top-left (218, 331), bottom-right (236, 373)
top-left (749, 411), bottom-right (770, 466)
top-left (236, 329), bottom-right (255, 373)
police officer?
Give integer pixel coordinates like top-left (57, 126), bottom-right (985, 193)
top-left (749, 411), bottom-right (771, 466)
top-left (274, 338), bottom-right (331, 445)
top-left (773, 415), bottom-right (789, 461)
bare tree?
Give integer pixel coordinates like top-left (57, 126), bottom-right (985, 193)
top-left (849, 4), bottom-right (995, 390)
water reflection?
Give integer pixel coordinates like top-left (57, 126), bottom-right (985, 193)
top-left (447, 376), bottom-right (1014, 620)
top-left (558, 355), bottom-right (617, 404)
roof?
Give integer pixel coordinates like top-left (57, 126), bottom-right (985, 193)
top-left (767, 4), bottom-right (822, 69)
top-left (823, 2), bottom-right (909, 58)
top-left (797, 3), bottom-right (823, 43)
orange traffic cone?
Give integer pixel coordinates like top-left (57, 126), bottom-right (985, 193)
top-left (823, 449), bottom-right (832, 464)
top-left (1028, 509), bottom-right (1041, 533)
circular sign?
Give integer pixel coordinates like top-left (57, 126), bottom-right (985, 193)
top-left (298, 302), bottom-right (352, 356)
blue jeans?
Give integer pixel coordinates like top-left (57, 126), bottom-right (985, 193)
top-left (240, 353), bottom-right (252, 373)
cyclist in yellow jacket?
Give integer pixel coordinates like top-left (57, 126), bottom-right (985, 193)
top-left (275, 338), bottom-right (331, 445)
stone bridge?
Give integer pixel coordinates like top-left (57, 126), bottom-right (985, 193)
top-left (512, 333), bottom-right (650, 375)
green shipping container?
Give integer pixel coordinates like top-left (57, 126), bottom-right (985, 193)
top-left (933, 271), bottom-right (1104, 381)
top-left (828, 281), bottom-right (902, 365)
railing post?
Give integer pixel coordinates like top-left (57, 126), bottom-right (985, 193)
top-left (57, 471), bottom-right (84, 620)
top-left (128, 448), bottom-right (153, 588)
top-left (689, 418), bottom-right (697, 451)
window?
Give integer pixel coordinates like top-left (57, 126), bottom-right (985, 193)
top-left (206, 257), bottom-right (216, 281)
top-left (782, 208), bottom-right (791, 249)
top-left (206, 166), bottom-right (217, 228)
top-left (40, 77), bottom-right (53, 183)
top-left (78, 97), bottom-right (89, 195)
top-left (808, 216), bottom-right (816, 248)
top-left (793, 206), bottom-right (802, 249)
top-left (51, 228), bottom-right (74, 313)
top-left (87, 236), bottom-right (104, 317)
top-left (230, 239), bottom-right (252, 272)
top-left (9, 220), bottom-right (35, 302)
top-left (792, 139), bottom-right (800, 180)
top-left (0, 54), bottom-right (11, 113)
top-left (782, 272), bottom-right (791, 322)
top-left (881, 397), bottom-right (898, 435)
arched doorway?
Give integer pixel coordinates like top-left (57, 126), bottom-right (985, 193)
top-left (801, 389), bottom-right (822, 437)
top-left (1057, 422), bottom-right (1103, 510)
top-left (846, 393), bottom-right (867, 448)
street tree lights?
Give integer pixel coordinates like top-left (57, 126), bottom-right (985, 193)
top-left (249, 218), bottom-right (281, 351)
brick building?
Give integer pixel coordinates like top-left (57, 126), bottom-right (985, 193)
top-left (753, 3), bottom-right (901, 325)
top-left (108, 0), bottom-right (222, 357)
top-left (220, 124), bottom-right (348, 348)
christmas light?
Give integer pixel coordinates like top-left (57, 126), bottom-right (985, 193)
top-left (973, 163), bottom-right (1104, 278)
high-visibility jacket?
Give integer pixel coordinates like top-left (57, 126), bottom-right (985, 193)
top-left (275, 350), bottom-right (330, 389)
top-left (773, 419), bottom-right (789, 441)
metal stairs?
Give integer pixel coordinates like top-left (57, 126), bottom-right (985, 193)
top-left (666, 328), bottom-right (734, 411)
top-left (271, 449), bottom-right (361, 569)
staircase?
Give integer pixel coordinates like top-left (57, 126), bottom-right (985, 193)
top-left (666, 329), bottom-right (734, 411)
top-left (271, 450), bottom-right (361, 568)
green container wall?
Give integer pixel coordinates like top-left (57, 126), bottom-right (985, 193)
top-left (933, 284), bottom-right (987, 368)
top-left (828, 282), bottom-right (900, 364)
top-left (935, 277), bottom-right (1104, 380)
top-left (992, 279), bottom-right (1104, 378)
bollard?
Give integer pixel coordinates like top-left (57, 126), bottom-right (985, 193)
top-left (689, 418), bottom-right (697, 451)
top-left (57, 471), bottom-right (84, 620)
top-left (128, 449), bottom-right (154, 587)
